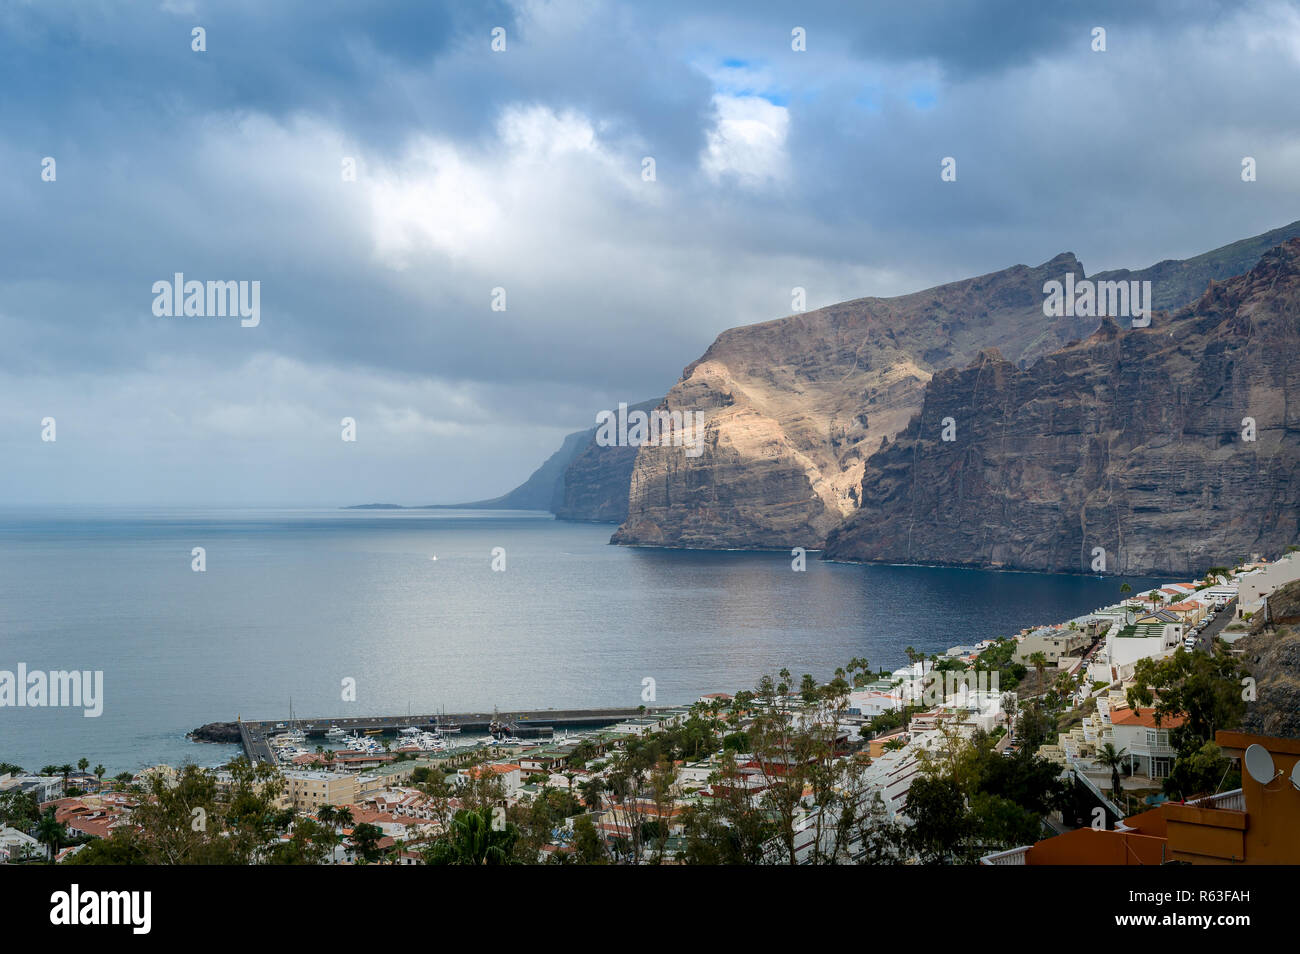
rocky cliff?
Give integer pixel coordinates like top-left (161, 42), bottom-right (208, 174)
top-left (555, 439), bottom-right (641, 522)
top-left (1239, 580), bottom-right (1300, 740)
top-left (823, 240), bottom-right (1300, 575)
top-left (612, 253), bottom-right (1099, 547)
top-left (612, 221), bottom-right (1300, 553)
top-left (554, 398), bottom-right (661, 522)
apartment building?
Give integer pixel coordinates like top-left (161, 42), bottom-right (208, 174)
top-left (284, 771), bottom-right (359, 811)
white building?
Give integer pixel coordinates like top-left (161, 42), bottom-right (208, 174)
top-left (846, 687), bottom-right (904, 719)
top-left (1104, 706), bottom-right (1180, 780)
top-left (1237, 552), bottom-right (1300, 619)
top-left (0, 825), bottom-right (41, 862)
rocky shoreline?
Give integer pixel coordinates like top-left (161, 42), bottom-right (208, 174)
top-left (188, 722), bottom-right (242, 744)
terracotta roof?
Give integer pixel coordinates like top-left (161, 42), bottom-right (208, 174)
top-left (466, 763), bottom-right (521, 777)
top-left (1110, 707), bottom-right (1187, 729)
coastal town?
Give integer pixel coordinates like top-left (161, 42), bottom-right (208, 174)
top-left (4, 550), bottom-right (1300, 865)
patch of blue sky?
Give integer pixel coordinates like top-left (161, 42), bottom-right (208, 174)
top-left (908, 86), bottom-right (938, 110)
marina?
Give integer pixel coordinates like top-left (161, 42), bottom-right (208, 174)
top-left (237, 707), bottom-right (660, 765)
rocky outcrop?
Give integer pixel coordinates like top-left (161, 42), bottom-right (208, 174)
top-left (613, 254), bottom-right (1100, 547)
top-left (1255, 577), bottom-right (1300, 632)
top-left (1239, 581), bottom-right (1300, 740)
top-left (189, 722), bottom-right (242, 744)
top-left (823, 240), bottom-right (1300, 575)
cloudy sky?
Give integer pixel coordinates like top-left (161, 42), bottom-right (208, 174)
top-left (3, 0), bottom-right (1299, 506)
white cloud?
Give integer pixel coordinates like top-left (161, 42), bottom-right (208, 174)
top-left (700, 94), bottom-right (791, 188)
top-left (367, 105), bottom-right (633, 271)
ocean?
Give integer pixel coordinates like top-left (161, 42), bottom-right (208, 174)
top-left (0, 507), bottom-right (1161, 774)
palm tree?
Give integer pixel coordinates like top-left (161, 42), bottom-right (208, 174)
top-left (93, 765), bottom-right (105, 786)
top-left (36, 808), bottom-right (66, 862)
top-left (1119, 582), bottom-right (1133, 623)
top-left (58, 764), bottom-right (73, 794)
top-left (903, 647), bottom-right (919, 700)
top-left (1028, 651), bottom-right (1048, 691)
top-left (847, 656), bottom-right (871, 688)
top-left (1097, 742), bottom-right (1129, 799)
top-left (579, 777), bottom-right (605, 813)
top-left (423, 808), bottom-right (519, 865)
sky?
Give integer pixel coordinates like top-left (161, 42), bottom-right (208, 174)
top-left (2, 0), bottom-right (1300, 506)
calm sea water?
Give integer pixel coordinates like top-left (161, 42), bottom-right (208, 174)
top-left (0, 507), bottom-right (1161, 774)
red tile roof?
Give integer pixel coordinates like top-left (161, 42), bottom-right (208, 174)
top-left (1110, 707), bottom-right (1187, 729)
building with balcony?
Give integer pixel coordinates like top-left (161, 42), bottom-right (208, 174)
top-left (1107, 706), bottom-right (1183, 780)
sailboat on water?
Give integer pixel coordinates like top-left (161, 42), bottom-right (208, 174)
top-left (434, 706), bottom-right (462, 735)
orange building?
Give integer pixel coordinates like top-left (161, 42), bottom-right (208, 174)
top-left (982, 731), bottom-right (1300, 865)
top-left (1162, 731), bottom-right (1300, 864)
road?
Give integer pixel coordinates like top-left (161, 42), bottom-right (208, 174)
top-left (1190, 597), bottom-right (1237, 651)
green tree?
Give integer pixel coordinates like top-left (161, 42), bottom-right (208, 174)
top-left (348, 822), bottom-right (385, 864)
top-left (36, 808), bottom-right (67, 862)
top-left (1015, 697), bottom-right (1058, 750)
top-left (1027, 652), bottom-right (1049, 692)
top-left (1127, 648), bottom-right (1248, 754)
top-left (423, 808), bottom-right (520, 865)
top-left (570, 815), bottom-right (606, 864)
top-left (1164, 742), bottom-right (1238, 800)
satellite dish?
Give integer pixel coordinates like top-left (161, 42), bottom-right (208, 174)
top-left (1291, 760), bottom-right (1300, 792)
top-left (1243, 743), bottom-right (1276, 784)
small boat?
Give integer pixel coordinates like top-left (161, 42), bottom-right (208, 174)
top-left (325, 726), bottom-right (347, 740)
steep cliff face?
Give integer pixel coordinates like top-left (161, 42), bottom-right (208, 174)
top-left (612, 253), bottom-right (1098, 547)
top-left (823, 240), bottom-right (1300, 575)
top-left (607, 222), bottom-right (1300, 549)
top-left (555, 399), bottom-right (660, 522)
